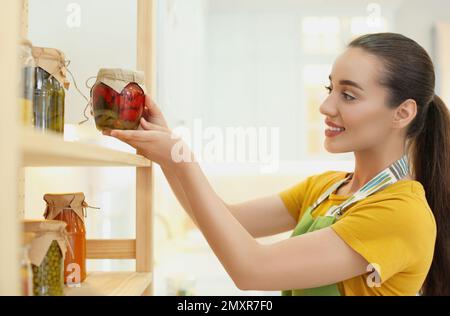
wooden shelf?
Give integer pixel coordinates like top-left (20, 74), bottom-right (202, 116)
top-left (0, 0), bottom-right (155, 295)
top-left (21, 128), bottom-right (152, 167)
top-left (64, 272), bottom-right (153, 296)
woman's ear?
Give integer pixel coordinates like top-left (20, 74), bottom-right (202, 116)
top-left (392, 99), bottom-right (417, 129)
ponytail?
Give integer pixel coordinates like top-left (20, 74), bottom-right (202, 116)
top-left (411, 94), bottom-right (450, 296)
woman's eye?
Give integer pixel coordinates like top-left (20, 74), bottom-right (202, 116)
top-left (343, 92), bottom-right (356, 101)
top-left (325, 85), bottom-right (356, 101)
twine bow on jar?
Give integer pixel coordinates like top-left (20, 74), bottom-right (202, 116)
top-left (44, 193), bottom-right (100, 220)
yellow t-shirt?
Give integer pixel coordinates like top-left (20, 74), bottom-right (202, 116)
top-left (279, 170), bottom-right (437, 296)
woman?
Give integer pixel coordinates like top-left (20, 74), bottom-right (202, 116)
top-left (105, 33), bottom-right (450, 296)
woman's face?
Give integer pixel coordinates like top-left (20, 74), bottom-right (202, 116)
top-left (319, 47), bottom-right (396, 154)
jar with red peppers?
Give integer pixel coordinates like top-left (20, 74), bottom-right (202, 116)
top-left (90, 69), bottom-right (145, 131)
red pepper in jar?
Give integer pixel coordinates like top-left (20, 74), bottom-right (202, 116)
top-left (119, 84), bottom-right (145, 122)
top-left (90, 69), bottom-right (146, 131)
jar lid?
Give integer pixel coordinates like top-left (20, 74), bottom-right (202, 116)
top-left (43, 192), bottom-right (88, 222)
top-left (31, 46), bottom-right (70, 89)
top-left (19, 38), bottom-right (35, 67)
top-left (23, 220), bottom-right (68, 266)
top-left (23, 219), bottom-right (67, 233)
top-left (95, 68), bottom-right (146, 94)
top-left (19, 38), bottom-right (33, 49)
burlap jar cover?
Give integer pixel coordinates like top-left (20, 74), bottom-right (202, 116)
top-left (23, 220), bottom-right (69, 267)
top-left (43, 192), bottom-right (88, 221)
top-left (93, 68), bottom-right (146, 94)
top-left (20, 39), bottom-right (34, 68)
top-left (80, 68), bottom-right (147, 123)
top-left (31, 46), bottom-right (70, 90)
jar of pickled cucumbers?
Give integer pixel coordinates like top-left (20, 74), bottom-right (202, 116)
top-left (19, 39), bottom-right (35, 127)
top-left (23, 220), bottom-right (69, 296)
top-left (90, 68), bottom-right (146, 131)
top-left (31, 47), bottom-right (70, 135)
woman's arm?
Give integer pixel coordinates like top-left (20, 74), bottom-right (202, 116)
top-left (226, 196), bottom-right (297, 238)
top-left (160, 165), bottom-right (197, 225)
top-left (174, 159), bottom-right (369, 291)
top-left (163, 163), bottom-right (296, 237)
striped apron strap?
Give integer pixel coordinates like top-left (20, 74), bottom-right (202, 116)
top-left (326, 155), bottom-right (410, 218)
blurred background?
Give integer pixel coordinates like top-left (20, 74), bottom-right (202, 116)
top-left (25, 0), bottom-right (450, 295)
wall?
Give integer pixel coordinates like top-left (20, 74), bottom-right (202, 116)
top-left (394, 0), bottom-right (450, 100)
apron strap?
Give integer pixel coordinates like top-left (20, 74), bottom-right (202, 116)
top-left (309, 176), bottom-right (351, 210)
top-left (326, 155), bottom-right (410, 218)
top-left (305, 155), bottom-right (410, 219)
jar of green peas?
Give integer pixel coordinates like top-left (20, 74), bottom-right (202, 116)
top-left (23, 220), bottom-right (69, 296)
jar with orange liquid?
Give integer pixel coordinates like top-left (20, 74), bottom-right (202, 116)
top-left (43, 193), bottom-right (91, 285)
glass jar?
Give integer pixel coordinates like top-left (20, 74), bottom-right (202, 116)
top-left (166, 274), bottom-right (196, 296)
top-left (32, 47), bottom-right (70, 135)
top-left (32, 240), bottom-right (64, 296)
top-left (44, 193), bottom-right (89, 285)
top-left (23, 220), bottom-right (68, 296)
top-left (21, 233), bottom-right (35, 296)
top-left (19, 39), bottom-right (35, 127)
top-left (90, 68), bottom-right (145, 131)
top-left (33, 68), bottom-right (65, 133)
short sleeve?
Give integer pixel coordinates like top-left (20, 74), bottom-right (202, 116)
top-left (278, 173), bottom-right (322, 220)
top-left (331, 194), bottom-right (436, 283)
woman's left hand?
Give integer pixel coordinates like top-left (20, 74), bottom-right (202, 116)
top-left (103, 118), bottom-right (193, 168)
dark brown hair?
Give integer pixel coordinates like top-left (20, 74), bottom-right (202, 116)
top-left (349, 33), bottom-right (450, 296)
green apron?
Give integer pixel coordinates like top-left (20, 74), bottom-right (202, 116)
top-left (282, 154), bottom-right (410, 296)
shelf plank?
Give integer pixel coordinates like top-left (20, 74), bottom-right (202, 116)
top-left (64, 272), bottom-right (152, 296)
top-left (21, 128), bottom-right (151, 167)
top-left (87, 239), bottom-right (136, 259)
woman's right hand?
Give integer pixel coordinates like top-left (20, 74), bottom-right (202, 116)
top-left (139, 95), bottom-right (169, 130)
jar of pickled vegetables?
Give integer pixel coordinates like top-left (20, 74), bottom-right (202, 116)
top-left (44, 193), bottom-right (89, 285)
top-left (90, 68), bottom-right (146, 131)
top-left (19, 39), bottom-right (35, 127)
top-left (31, 47), bottom-right (70, 135)
top-left (23, 220), bottom-right (69, 296)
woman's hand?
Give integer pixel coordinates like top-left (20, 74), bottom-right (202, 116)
top-left (139, 95), bottom-right (169, 130)
top-left (103, 96), bottom-right (194, 168)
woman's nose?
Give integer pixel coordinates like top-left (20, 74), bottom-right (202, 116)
top-left (319, 96), bottom-right (339, 117)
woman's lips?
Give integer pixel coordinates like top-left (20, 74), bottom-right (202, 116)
top-left (325, 119), bottom-right (345, 137)
top-left (325, 128), bottom-right (345, 138)
top-left (325, 119), bottom-right (345, 129)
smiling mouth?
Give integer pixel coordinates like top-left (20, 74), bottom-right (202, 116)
top-left (325, 127), bottom-right (346, 138)
top-left (326, 126), bottom-right (346, 132)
